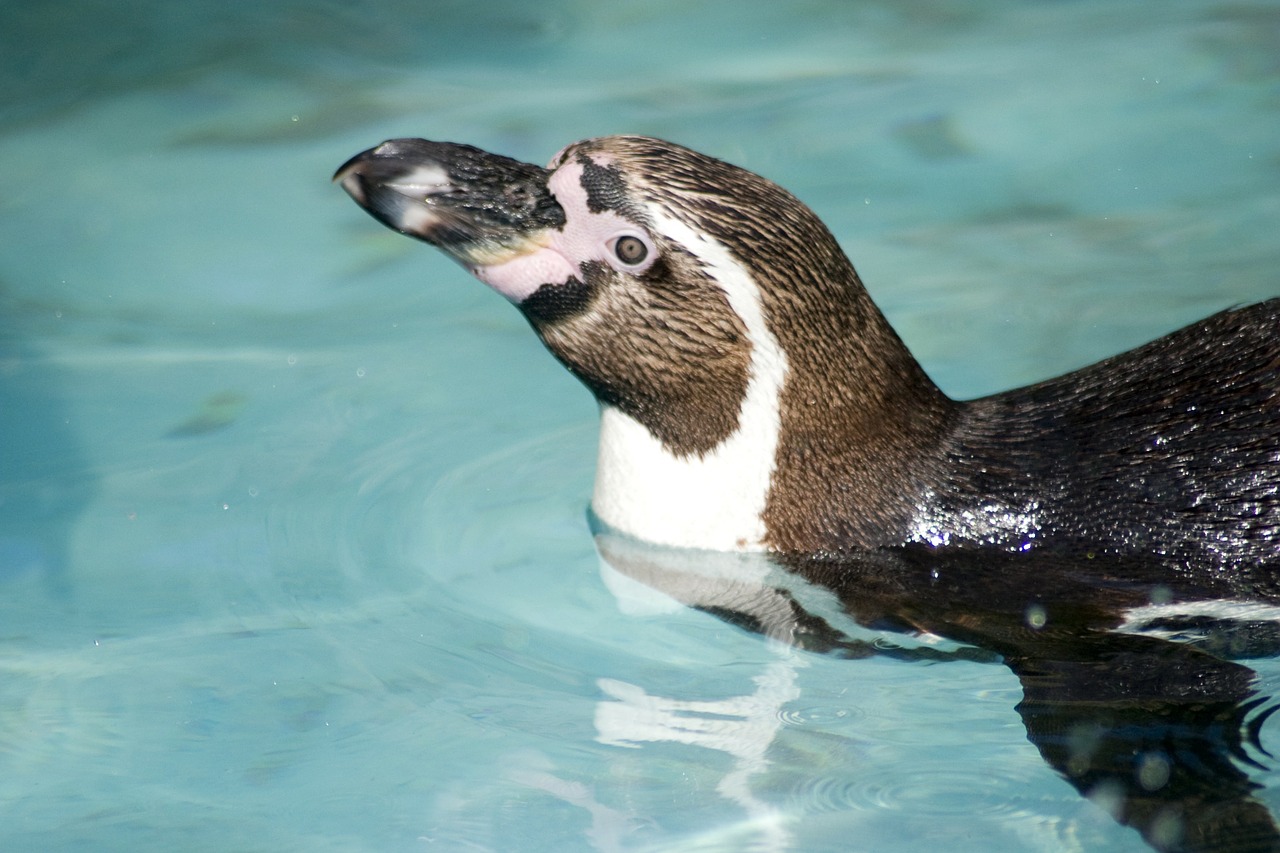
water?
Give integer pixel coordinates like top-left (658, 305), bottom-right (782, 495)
top-left (1, 1), bottom-right (1278, 850)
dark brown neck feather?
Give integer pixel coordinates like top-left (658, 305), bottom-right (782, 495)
top-left (760, 260), bottom-right (959, 552)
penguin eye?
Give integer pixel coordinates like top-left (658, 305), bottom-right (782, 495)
top-left (613, 235), bottom-right (648, 266)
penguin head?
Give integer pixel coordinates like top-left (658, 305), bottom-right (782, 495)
top-left (336, 136), bottom-right (857, 457)
top-left (338, 135), bottom-right (950, 550)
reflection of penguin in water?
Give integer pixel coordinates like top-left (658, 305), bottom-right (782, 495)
top-left (336, 135), bottom-right (1278, 570)
top-left (595, 533), bottom-right (1280, 853)
top-left (338, 136), bottom-right (1280, 852)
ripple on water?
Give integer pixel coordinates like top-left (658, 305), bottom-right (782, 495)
top-left (252, 417), bottom-right (594, 615)
top-left (778, 701), bottom-right (866, 727)
top-left (417, 423), bottom-right (596, 560)
top-left (783, 756), bottom-right (1045, 819)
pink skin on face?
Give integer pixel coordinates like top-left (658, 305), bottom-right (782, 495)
top-left (471, 158), bottom-right (658, 303)
top-left (473, 247), bottom-right (575, 302)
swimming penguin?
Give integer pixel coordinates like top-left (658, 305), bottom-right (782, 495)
top-left (335, 136), bottom-right (1280, 568)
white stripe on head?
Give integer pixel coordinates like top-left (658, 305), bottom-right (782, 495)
top-left (590, 209), bottom-right (789, 551)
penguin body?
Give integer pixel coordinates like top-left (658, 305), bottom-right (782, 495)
top-left (336, 136), bottom-right (1279, 568)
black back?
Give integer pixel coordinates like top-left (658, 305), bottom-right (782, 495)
top-left (926, 300), bottom-right (1280, 574)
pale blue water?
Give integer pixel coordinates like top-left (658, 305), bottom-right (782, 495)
top-left (1, 1), bottom-right (1278, 850)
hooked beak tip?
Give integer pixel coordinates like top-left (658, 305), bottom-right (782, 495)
top-left (332, 152), bottom-right (371, 205)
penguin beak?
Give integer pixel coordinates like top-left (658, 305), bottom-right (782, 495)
top-left (333, 138), bottom-right (566, 268)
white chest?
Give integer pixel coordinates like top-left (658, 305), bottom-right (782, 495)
top-left (590, 404), bottom-right (774, 550)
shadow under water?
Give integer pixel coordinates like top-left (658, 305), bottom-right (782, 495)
top-left (595, 529), bottom-right (1280, 853)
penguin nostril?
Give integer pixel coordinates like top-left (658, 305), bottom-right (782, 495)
top-left (503, 184), bottom-right (536, 211)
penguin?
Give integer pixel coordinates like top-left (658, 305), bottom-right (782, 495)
top-left (335, 136), bottom-right (1280, 569)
